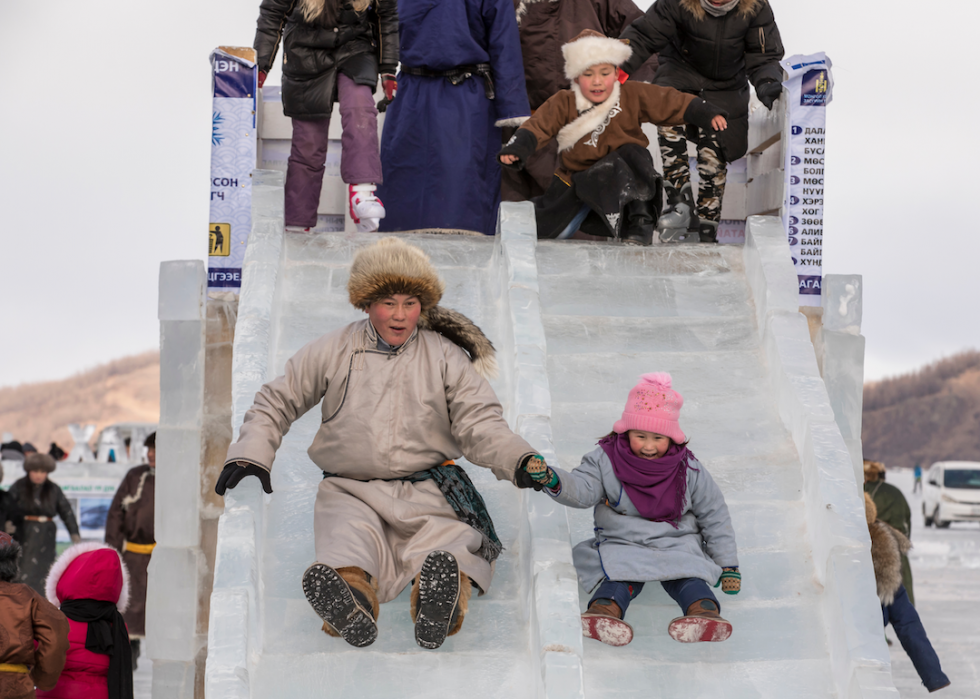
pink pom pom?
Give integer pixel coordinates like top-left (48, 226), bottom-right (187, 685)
top-left (640, 372), bottom-right (672, 389)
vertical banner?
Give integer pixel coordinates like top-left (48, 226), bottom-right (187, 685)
top-left (781, 53), bottom-right (833, 306)
top-left (209, 47), bottom-right (257, 292)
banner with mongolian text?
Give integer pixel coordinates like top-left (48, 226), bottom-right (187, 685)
top-left (209, 47), bottom-right (258, 292)
top-left (781, 53), bottom-right (833, 307)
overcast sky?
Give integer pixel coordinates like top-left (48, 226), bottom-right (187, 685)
top-left (1, 1), bottom-right (977, 389)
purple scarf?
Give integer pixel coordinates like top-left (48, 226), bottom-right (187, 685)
top-left (599, 433), bottom-right (697, 527)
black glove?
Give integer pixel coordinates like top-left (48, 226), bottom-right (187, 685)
top-left (756, 81), bottom-right (782, 110)
top-left (515, 454), bottom-right (559, 490)
top-left (497, 129), bottom-right (537, 171)
top-left (215, 461), bottom-right (273, 495)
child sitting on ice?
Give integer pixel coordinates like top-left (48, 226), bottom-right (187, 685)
top-left (520, 373), bottom-right (740, 646)
top-left (498, 30), bottom-right (727, 245)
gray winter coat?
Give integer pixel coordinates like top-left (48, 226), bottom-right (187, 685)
top-left (548, 446), bottom-right (738, 590)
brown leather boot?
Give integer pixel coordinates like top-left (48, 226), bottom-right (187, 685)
top-left (581, 599), bottom-right (634, 647)
top-left (303, 564), bottom-right (379, 647)
top-left (667, 598), bottom-right (732, 643)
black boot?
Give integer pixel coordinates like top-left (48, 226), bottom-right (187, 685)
top-left (130, 639), bottom-right (140, 671)
top-left (698, 220), bottom-right (719, 243)
top-left (622, 198), bottom-right (656, 246)
top-left (413, 551), bottom-right (462, 650)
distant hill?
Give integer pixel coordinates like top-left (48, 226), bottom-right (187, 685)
top-left (0, 352), bottom-right (160, 453)
top-left (863, 351), bottom-right (980, 469)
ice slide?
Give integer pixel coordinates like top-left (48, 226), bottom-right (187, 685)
top-left (204, 176), bottom-right (898, 698)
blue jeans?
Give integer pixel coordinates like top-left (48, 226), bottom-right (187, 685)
top-left (883, 586), bottom-right (949, 692)
top-left (590, 578), bottom-right (718, 619)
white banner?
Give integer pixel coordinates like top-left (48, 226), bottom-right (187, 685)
top-left (781, 53), bottom-right (833, 307)
top-left (208, 48), bottom-right (258, 292)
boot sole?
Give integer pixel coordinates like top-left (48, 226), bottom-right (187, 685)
top-left (415, 551), bottom-right (460, 650)
top-left (582, 614), bottom-right (634, 646)
top-left (667, 615), bottom-right (732, 643)
top-left (302, 564), bottom-right (378, 648)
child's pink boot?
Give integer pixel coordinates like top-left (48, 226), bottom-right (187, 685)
top-left (349, 184), bottom-right (386, 232)
top-left (581, 599), bottom-right (634, 647)
top-left (667, 599), bottom-right (732, 643)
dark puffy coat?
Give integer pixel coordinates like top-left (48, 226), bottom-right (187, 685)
top-left (7, 478), bottom-right (80, 593)
top-left (254, 0), bottom-right (400, 120)
top-left (620, 0), bottom-right (783, 161)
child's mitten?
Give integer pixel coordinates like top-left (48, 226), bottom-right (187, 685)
top-left (515, 454), bottom-right (559, 490)
top-left (714, 567), bottom-right (741, 595)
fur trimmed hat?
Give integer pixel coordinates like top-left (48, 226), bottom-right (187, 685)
top-left (562, 29), bottom-right (633, 81)
top-left (46, 542), bottom-right (130, 613)
top-left (348, 237), bottom-right (499, 380)
top-left (25, 452), bottom-right (57, 473)
top-left (863, 459), bottom-right (886, 482)
top-left (613, 372), bottom-right (686, 444)
top-left (348, 237), bottom-right (445, 312)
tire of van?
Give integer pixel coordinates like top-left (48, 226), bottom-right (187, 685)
top-left (923, 503), bottom-right (934, 527)
top-left (935, 508), bottom-right (951, 528)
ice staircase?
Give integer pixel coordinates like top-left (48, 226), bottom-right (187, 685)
top-left (204, 175), bottom-right (899, 698)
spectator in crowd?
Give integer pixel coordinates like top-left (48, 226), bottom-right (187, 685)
top-left (865, 494), bottom-right (949, 693)
top-left (619, 0), bottom-right (784, 243)
top-left (0, 531), bottom-right (70, 699)
top-left (253, 0), bottom-right (399, 233)
top-left (2, 440), bottom-right (26, 462)
top-left (913, 463), bottom-right (923, 494)
top-left (378, 0), bottom-right (530, 237)
top-left (38, 543), bottom-right (133, 698)
top-left (502, 0), bottom-right (658, 202)
top-left (1, 463), bottom-right (12, 533)
top-left (105, 432), bottom-right (156, 670)
top-left (499, 30), bottom-right (726, 244)
top-left (865, 459), bottom-right (914, 605)
top-left (7, 454), bottom-right (81, 593)
top-left (22, 443), bottom-right (39, 457)
top-left (48, 444), bottom-right (67, 461)
top-left (215, 237), bottom-right (546, 650)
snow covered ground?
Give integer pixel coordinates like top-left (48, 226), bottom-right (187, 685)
top-left (883, 468), bottom-right (980, 698)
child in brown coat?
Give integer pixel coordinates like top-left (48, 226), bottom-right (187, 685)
top-left (0, 532), bottom-right (70, 699)
top-left (498, 29), bottom-right (726, 244)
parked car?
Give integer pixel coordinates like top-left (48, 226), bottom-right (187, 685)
top-left (923, 461), bottom-right (980, 527)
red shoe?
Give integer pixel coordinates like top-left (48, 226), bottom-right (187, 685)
top-left (668, 599), bottom-right (732, 643)
top-left (581, 600), bottom-right (634, 647)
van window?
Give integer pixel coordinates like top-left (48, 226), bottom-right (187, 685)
top-left (944, 469), bottom-right (980, 489)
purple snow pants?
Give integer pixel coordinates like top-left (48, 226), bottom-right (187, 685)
top-left (285, 73), bottom-right (383, 227)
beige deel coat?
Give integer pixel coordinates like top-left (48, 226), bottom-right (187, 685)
top-left (225, 318), bottom-right (536, 602)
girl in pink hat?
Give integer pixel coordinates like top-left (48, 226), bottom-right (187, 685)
top-left (521, 372), bottom-right (740, 646)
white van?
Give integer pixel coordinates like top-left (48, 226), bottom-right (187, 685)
top-left (922, 461), bottom-right (980, 527)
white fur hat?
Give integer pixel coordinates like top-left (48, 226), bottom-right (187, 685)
top-left (562, 29), bottom-right (633, 81)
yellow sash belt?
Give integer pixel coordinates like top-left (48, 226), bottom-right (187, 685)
top-left (124, 541), bottom-right (156, 555)
top-left (0, 663), bottom-right (29, 673)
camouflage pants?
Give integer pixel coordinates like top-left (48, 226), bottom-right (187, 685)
top-left (657, 125), bottom-right (727, 223)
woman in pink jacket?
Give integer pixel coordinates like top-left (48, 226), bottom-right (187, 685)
top-left (38, 543), bottom-right (133, 699)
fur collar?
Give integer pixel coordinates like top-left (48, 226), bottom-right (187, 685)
top-left (300, 0), bottom-right (371, 23)
top-left (419, 306), bottom-right (498, 380)
top-left (869, 520), bottom-right (911, 606)
top-left (45, 542), bottom-right (131, 613)
top-left (680, 0), bottom-right (764, 21)
top-left (556, 82), bottom-right (622, 153)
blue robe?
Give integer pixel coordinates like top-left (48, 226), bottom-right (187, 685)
top-left (378, 0), bottom-right (530, 236)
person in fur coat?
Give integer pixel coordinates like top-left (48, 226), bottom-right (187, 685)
top-left (0, 532), bottom-right (69, 699)
top-left (254, 0), bottom-right (399, 232)
top-left (38, 543), bottom-right (133, 699)
top-left (104, 432), bottom-right (156, 669)
top-left (215, 237), bottom-right (549, 650)
top-left (865, 494), bottom-right (950, 693)
top-left (7, 454), bottom-right (81, 593)
top-left (498, 30), bottom-right (726, 245)
top-left (618, 0), bottom-right (784, 243)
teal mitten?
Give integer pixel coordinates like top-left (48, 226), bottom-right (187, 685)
top-left (714, 567), bottom-right (741, 595)
top-left (523, 455), bottom-right (559, 489)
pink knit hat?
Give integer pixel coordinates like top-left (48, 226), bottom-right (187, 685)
top-left (612, 372), bottom-right (686, 443)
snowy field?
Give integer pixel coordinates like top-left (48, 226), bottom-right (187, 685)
top-left (884, 468), bottom-right (980, 698)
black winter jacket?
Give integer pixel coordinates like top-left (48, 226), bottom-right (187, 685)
top-left (6, 477), bottom-right (80, 540)
top-left (620, 0), bottom-right (783, 161)
top-left (255, 0), bottom-right (399, 120)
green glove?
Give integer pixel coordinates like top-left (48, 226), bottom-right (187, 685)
top-left (714, 567), bottom-right (741, 595)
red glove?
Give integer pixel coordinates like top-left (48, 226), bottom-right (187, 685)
top-left (617, 68), bottom-right (629, 84)
top-left (382, 74), bottom-right (397, 102)
top-left (257, 71), bottom-right (267, 89)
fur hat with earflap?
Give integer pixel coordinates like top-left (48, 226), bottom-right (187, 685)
top-left (562, 29), bottom-right (633, 81)
top-left (347, 237), bottom-right (499, 379)
top-left (613, 373), bottom-right (686, 444)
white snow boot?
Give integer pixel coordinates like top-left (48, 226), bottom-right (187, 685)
top-left (349, 183), bottom-right (386, 233)
top-left (657, 182), bottom-right (699, 243)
